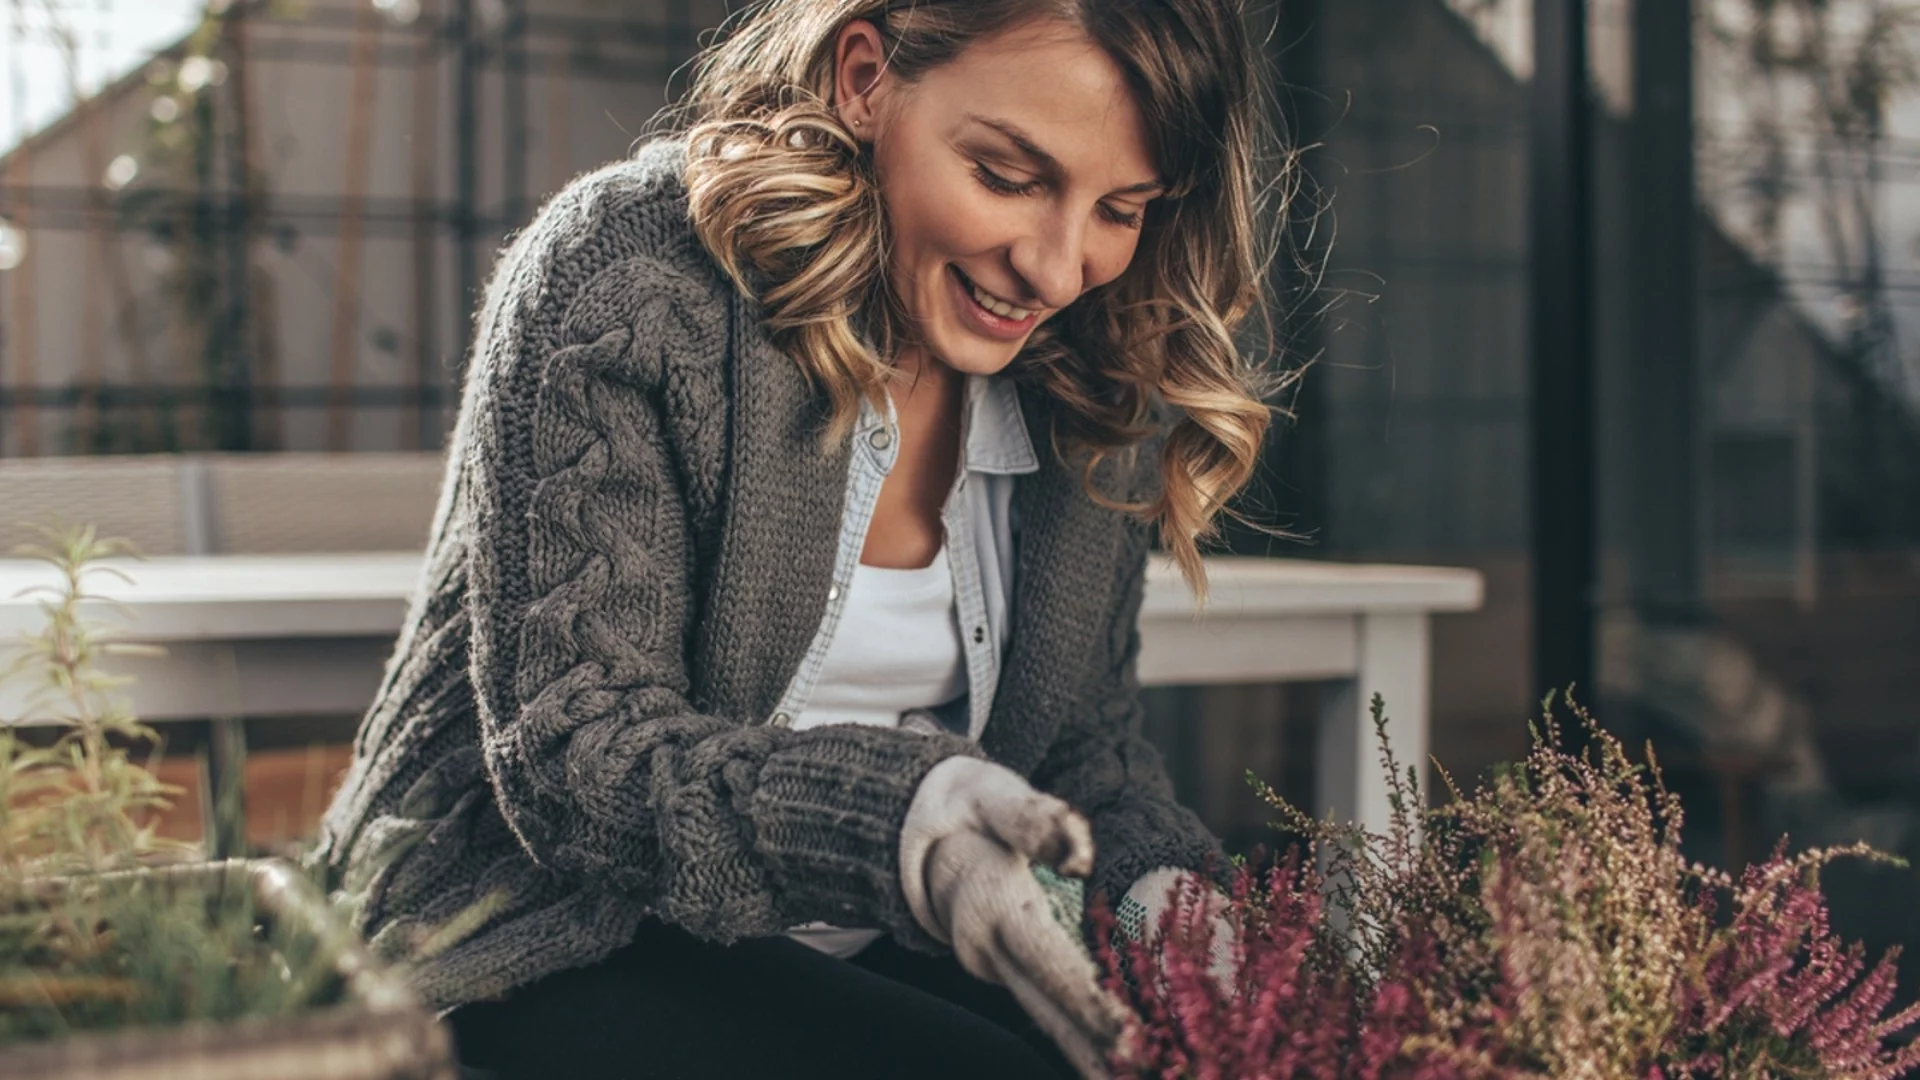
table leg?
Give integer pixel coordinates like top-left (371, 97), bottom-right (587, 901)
top-left (201, 641), bottom-right (249, 858)
top-left (1314, 613), bottom-right (1431, 837)
top-left (203, 715), bottom-right (247, 859)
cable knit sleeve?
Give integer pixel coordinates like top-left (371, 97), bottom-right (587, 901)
top-left (460, 240), bottom-right (977, 947)
top-left (1027, 456), bottom-right (1230, 919)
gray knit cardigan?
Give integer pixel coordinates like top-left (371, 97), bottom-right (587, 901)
top-left (313, 138), bottom-right (1224, 1011)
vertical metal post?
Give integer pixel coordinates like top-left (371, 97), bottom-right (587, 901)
top-left (0, 0), bottom-right (13, 458)
top-left (203, 714), bottom-right (247, 860)
top-left (502, 0), bottom-right (528, 229)
top-left (1628, 0), bottom-right (1701, 624)
top-left (453, 0), bottom-right (480, 379)
top-left (409, 3), bottom-right (443, 451)
top-left (7, 0), bottom-right (38, 456)
top-left (325, 0), bottom-right (382, 453)
top-left (1529, 0), bottom-right (1597, 708)
top-left (221, 3), bottom-right (255, 453)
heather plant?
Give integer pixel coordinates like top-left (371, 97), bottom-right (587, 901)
top-left (1666, 843), bottom-right (1920, 1079)
top-left (1100, 694), bottom-right (1920, 1079)
top-left (1094, 852), bottom-right (1359, 1078)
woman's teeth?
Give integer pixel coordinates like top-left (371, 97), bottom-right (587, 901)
top-left (968, 279), bottom-right (1033, 322)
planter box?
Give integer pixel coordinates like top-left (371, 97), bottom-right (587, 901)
top-left (0, 858), bottom-right (454, 1080)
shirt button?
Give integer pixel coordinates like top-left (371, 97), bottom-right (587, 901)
top-left (973, 626), bottom-right (986, 644)
top-left (770, 712), bottom-right (793, 728)
top-left (828, 583), bottom-right (842, 601)
top-left (868, 427), bottom-right (895, 451)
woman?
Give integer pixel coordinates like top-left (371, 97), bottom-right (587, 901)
top-left (314, 1), bottom-right (1277, 1076)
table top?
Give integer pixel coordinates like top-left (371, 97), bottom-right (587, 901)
top-left (0, 552), bottom-right (1483, 642)
top-left (1139, 555), bottom-right (1483, 619)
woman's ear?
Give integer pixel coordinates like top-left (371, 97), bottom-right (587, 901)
top-left (832, 19), bottom-right (887, 134)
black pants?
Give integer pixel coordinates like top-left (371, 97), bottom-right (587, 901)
top-left (446, 918), bottom-right (1078, 1079)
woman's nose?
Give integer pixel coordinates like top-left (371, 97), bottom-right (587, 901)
top-left (1008, 217), bottom-right (1087, 311)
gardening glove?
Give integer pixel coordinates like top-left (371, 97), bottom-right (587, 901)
top-left (1120, 867), bottom-right (1239, 998)
top-left (900, 756), bottom-right (1129, 1080)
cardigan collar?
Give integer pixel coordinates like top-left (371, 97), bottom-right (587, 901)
top-left (692, 286), bottom-right (851, 725)
top-left (700, 285), bottom-right (1130, 760)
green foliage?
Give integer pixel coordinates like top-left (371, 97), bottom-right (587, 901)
top-left (0, 524), bottom-right (345, 1043)
top-left (0, 523), bottom-right (183, 875)
top-left (0, 867), bottom-right (347, 1040)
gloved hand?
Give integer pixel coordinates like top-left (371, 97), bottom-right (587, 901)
top-left (900, 756), bottom-right (1128, 1079)
top-left (1120, 867), bottom-right (1239, 998)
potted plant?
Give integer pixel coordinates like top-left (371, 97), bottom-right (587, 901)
top-left (0, 525), bottom-right (453, 1079)
top-left (1097, 696), bottom-right (1920, 1079)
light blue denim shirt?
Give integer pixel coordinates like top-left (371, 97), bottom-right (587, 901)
top-left (768, 374), bottom-right (1038, 742)
top-left (769, 372), bottom-right (1196, 951)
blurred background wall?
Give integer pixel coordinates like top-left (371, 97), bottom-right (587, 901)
top-left (1, 0), bottom-right (1918, 992)
top-left (0, 0), bottom-right (726, 457)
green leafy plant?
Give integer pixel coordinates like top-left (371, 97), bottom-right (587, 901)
top-left (0, 524), bottom-right (182, 874)
top-left (0, 524), bottom-right (350, 1042)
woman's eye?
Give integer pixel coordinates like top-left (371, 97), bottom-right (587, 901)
top-left (973, 163), bottom-right (1041, 197)
top-left (972, 161), bottom-right (1145, 228)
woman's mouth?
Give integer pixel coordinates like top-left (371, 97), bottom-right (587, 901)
top-left (950, 265), bottom-right (1038, 341)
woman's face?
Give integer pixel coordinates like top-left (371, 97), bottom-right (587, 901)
top-left (834, 18), bottom-right (1163, 377)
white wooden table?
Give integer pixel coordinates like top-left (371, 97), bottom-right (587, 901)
top-left (0, 553), bottom-right (1482, 841)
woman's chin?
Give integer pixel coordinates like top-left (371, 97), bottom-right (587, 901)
top-left (923, 329), bottom-right (1023, 378)
top-left (939, 353), bottom-right (1018, 380)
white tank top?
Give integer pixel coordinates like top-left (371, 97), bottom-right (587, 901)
top-left (784, 546), bottom-right (967, 957)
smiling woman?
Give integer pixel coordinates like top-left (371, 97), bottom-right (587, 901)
top-left (313, 2), bottom-right (1284, 1079)
top-left (684, 0), bottom-right (1278, 589)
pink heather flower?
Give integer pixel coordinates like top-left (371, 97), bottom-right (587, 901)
top-left (1097, 853), bottom-right (1358, 1079)
top-left (1097, 695), bottom-right (1920, 1079)
top-left (1672, 842), bottom-right (1920, 1078)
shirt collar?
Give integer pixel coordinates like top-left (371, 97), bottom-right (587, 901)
top-left (857, 371), bottom-right (1040, 476)
top-left (963, 374), bottom-right (1040, 476)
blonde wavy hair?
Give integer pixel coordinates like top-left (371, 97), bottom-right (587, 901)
top-left (673, 0), bottom-right (1288, 596)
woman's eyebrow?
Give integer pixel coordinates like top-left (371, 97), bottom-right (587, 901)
top-left (963, 113), bottom-right (1165, 196)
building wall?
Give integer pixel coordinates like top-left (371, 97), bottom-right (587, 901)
top-left (0, 0), bottom-right (729, 456)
